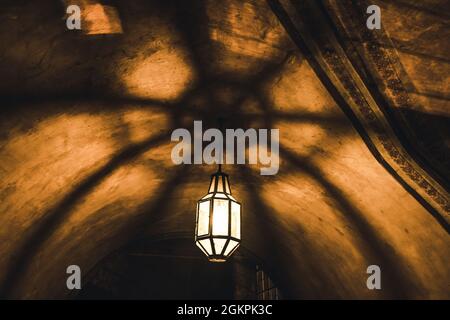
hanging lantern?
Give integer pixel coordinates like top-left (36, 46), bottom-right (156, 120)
top-left (195, 168), bottom-right (241, 262)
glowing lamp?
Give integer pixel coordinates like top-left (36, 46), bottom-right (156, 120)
top-left (195, 168), bottom-right (241, 262)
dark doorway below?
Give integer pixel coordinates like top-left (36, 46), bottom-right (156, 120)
top-left (76, 238), bottom-right (278, 300)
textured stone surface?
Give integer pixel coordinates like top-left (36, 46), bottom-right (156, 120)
top-left (0, 0), bottom-right (448, 299)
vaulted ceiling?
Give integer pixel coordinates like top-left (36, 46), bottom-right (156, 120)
top-left (0, 0), bottom-right (448, 299)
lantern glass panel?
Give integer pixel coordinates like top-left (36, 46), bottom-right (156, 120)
top-left (199, 239), bottom-right (213, 255)
top-left (212, 199), bottom-right (229, 236)
top-left (224, 240), bottom-right (239, 256)
top-left (213, 238), bottom-right (227, 255)
top-left (214, 192), bottom-right (227, 199)
top-left (224, 176), bottom-right (231, 194)
top-left (216, 175), bottom-right (224, 192)
top-left (196, 241), bottom-right (208, 256)
top-left (197, 200), bottom-right (210, 236)
top-left (231, 201), bottom-right (241, 239)
top-left (208, 176), bottom-right (216, 193)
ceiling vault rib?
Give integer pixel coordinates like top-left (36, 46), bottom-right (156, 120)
top-left (267, 0), bottom-right (450, 231)
top-left (0, 131), bottom-right (174, 298)
top-left (321, 0), bottom-right (450, 191)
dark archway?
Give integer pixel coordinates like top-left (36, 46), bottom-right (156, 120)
top-left (76, 237), bottom-right (282, 300)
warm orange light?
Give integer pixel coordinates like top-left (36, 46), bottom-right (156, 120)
top-left (122, 49), bottom-right (194, 101)
top-left (84, 4), bottom-right (123, 35)
top-left (64, 1), bottom-right (123, 35)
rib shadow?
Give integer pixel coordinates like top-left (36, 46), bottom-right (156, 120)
top-left (279, 145), bottom-right (421, 299)
top-left (0, 131), bottom-right (172, 298)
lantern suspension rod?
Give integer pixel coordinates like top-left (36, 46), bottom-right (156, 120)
top-left (217, 116), bottom-right (225, 173)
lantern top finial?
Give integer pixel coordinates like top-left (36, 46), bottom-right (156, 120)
top-left (208, 169), bottom-right (232, 195)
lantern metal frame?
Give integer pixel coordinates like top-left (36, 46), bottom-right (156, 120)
top-left (195, 168), bottom-right (242, 262)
